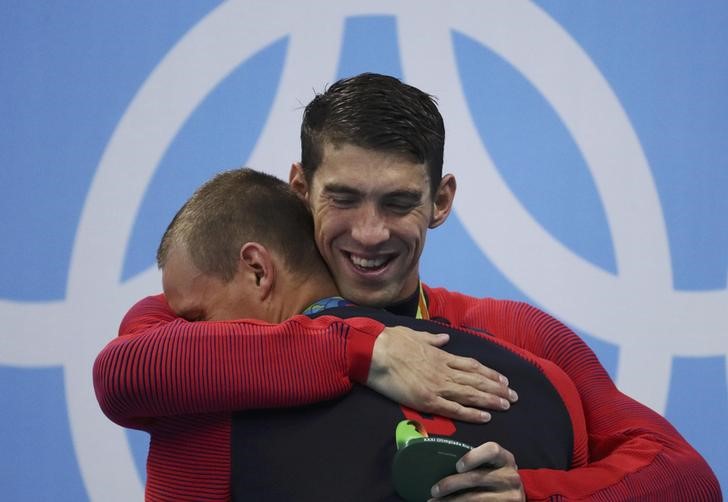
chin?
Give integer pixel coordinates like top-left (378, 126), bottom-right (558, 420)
top-left (342, 288), bottom-right (392, 309)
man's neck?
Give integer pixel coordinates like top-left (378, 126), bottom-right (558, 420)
top-left (296, 283), bottom-right (427, 319)
top-left (384, 285), bottom-right (422, 318)
top-left (278, 278), bottom-right (425, 320)
top-left (275, 273), bottom-right (340, 322)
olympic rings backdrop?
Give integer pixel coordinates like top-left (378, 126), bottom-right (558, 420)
top-left (1, 2), bottom-right (726, 499)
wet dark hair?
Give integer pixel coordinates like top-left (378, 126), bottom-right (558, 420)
top-left (300, 73), bottom-right (445, 195)
top-left (157, 168), bottom-right (325, 281)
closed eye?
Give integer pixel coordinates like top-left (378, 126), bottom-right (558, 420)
top-left (328, 194), bottom-right (359, 207)
top-left (323, 185), bottom-right (362, 208)
top-left (383, 192), bottom-right (422, 213)
top-left (385, 201), bottom-right (417, 213)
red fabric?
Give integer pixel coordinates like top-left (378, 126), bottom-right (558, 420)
top-left (94, 288), bottom-right (721, 501)
top-left (93, 294), bottom-right (383, 501)
top-left (339, 315), bottom-right (381, 383)
top-left (424, 284), bottom-right (721, 501)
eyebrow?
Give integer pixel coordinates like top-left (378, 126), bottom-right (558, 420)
top-left (323, 184), bottom-right (423, 200)
top-left (322, 183), bottom-right (362, 195)
top-left (384, 189), bottom-right (423, 201)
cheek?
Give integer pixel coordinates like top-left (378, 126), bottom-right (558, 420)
top-left (402, 219), bottom-right (428, 251)
top-left (411, 233), bottom-right (426, 256)
top-left (316, 211), bottom-right (347, 244)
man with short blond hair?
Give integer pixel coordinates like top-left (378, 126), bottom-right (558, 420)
top-left (95, 168), bottom-right (521, 500)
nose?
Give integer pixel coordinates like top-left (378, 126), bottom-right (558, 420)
top-left (351, 203), bottom-right (390, 247)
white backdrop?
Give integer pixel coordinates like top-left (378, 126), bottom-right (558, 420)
top-left (1, 1), bottom-right (726, 499)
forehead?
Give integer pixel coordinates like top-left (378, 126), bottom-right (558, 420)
top-left (315, 143), bottom-right (430, 194)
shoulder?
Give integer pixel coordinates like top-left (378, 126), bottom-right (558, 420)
top-left (423, 283), bottom-right (587, 357)
top-left (424, 283), bottom-right (540, 324)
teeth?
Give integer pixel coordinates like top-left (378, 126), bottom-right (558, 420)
top-left (350, 254), bottom-right (387, 269)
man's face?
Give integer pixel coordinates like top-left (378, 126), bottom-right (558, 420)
top-left (299, 143), bottom-right (450, 307)
top-left (162, 245), bottom-right (254, 321)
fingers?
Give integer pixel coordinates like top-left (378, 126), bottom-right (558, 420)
top-left (431, 469), bottom-right (522, 500)
top-left (430, 443), bottom-right (523, 500)
top-left (423, 381), bottom-right (514, 420)
top-left (440, 384), bottom-right (511, 412)
top-left (404, 331), bottom-right (518, 414)
top-left (398, 329), bottom-right (510, 395)
top-left (426, 332), bottom-right (450, 347)
top-left (423, 365), bottom-right (516, 415)
top-left (458, 442), bottom-right (516, 472)
top-left (431, 470), bottom-right (511, 497)
top-left (367, 326), bottom-right (518, 422)
top-left (445, 371), bottom-right (518, 406)
top-left (430, 396), bottom-right (492, 423)
top-left (446, 355), bottom-right (518, 403)
top-left (447, 355), bottom-right (509, 387)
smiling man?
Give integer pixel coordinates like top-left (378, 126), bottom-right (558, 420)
top-left (94, 168), bottom-right (518, 501)
top-left (286, 73), bottom-right (719, 500)
top-left (94, 73), bottom-right (720, 501)
top-left (300, 143), bottom-right (451, 308)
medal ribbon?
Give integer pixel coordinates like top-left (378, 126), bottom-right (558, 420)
top-left (415, 282), bottom-right (429, 320)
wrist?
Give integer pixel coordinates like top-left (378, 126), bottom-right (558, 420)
top-left (366, 329), bottom-right (391, 387)
top-left (343, 318), bottom-right (384, 384)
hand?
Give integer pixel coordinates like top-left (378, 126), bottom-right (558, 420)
top-left (366, 326), bottom-right (517, 423)
top-left (429, 442), bottom-right (524, 501)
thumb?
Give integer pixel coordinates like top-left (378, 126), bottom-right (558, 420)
top-left (424, 332), bottom-right (450, 347)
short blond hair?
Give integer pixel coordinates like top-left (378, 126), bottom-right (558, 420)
top-left (157, 168), bottom-right (326, 282)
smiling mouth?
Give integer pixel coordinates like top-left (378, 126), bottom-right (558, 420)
top-left (347, 252), bottom-right (393, 273)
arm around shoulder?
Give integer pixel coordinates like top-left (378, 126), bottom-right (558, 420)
top-left (93, 294), bottom-right (383, 429)
top-left (426, 287), bottom-right (721, 500)
top-left (505, 302), bottom-right (720, 500)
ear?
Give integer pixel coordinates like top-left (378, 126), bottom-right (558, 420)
top-left (239, 242), bottom-right (275, 300)
top-left (429, 174), bottom-right (456, 229)
top-left (289, 162), bottom-right (309, 200)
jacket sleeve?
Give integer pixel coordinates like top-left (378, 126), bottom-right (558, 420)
top-left (92, 294), bottom-right (382, 430)
top-left (426, 287), bottom-right (721, 501)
